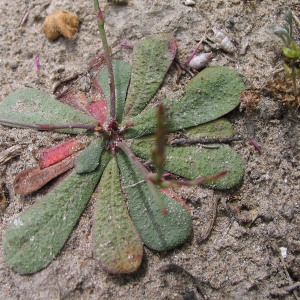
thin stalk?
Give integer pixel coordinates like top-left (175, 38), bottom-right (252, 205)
top-left (151, 104), bottom-right (166, 181)
top-left (116, 141), bottom-right (149, 179)
top-left (0, 118), bottom-right (97, 131)
top-left (291, 59), bottom-right (298, 98)
top-left (162, 170), bottom-right (228, 188)
top-left (94, 1), bottom-right (116, 122)
top-left (116, 141), bottom-right (169, 215)
top-left (117, 140), bottom-right (228, 188)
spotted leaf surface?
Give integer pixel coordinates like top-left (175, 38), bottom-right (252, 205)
top-left (131, 138), bottom-right (244, 189)
top-left (124, 66), bottom-right (245, 137)
top-left (117, 150), bottom-right (192, 251)
top-left (3, 154), bottom-right (110, 274)
top-left (0, 88), bottom-right (98, 134)
top-left (98, 60), bottom-right (131, 122)
top-left (124, 34), bottom-right (177, 117)
top-left (93, 157), bottom-right (143, 273)
top-left (75, 138), bottom-right (106, 174)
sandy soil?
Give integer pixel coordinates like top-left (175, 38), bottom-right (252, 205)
top-left (0, 0), bottom-right (300, 299)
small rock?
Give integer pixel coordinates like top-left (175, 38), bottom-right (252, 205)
top-left (8, 60), bottom-right (20, 70)
top-left (183, 0), bottom-right (196, 6)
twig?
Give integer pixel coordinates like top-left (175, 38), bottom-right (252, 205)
top-left (0, 145), bottom-right (22, 165)
top-left (271, 282), bottom-right (300, 297)
top-left (249, 138), bottom-right (262, 153)
top-left (277, 250), bottom-right (300, 300)
top-left (170, 136), bottom-right (242, 146)
top-left (34, 56), bottom-right (39, 77)
top-left (197, 196), bottom-right (220, 244)
top-left (53, 56), bottom-right (104, 98)
top-left (18, 11), bottom-right (29, 27)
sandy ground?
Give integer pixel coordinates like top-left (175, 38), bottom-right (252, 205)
top-left (0, 0), bottom-right (300, 299)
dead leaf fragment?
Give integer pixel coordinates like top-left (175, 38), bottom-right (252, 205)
top-left (0, 181), bottom-right (9, 216)
top-left (42, 9), bottom-right (79, 41)
top-left (13, 153), bottom-right (78, 195)
top-left (0, 145), bottom-right (21, 166)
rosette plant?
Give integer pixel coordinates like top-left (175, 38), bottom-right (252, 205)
top-left (0, 3), bottom-right (245, 274)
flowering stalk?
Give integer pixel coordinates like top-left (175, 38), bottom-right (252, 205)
top-left (116, 140), bottom-right (169, 215)
top-left (94, 0), bottom-right (116, 122)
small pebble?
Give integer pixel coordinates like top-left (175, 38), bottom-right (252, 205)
top-left (279, 247), bottom-right (287, 259)
top-left (8, 60), bottom-right (19, 70)
top-left (184, 0), bottom-right (196, 6)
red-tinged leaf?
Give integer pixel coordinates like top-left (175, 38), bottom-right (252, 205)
top-left (33, 138), bottom-right (85, 169)
top-left (56, 89), bottom-right (91, 116)
top-left (14, 154), bottom-right (78, 195)
top-left (54, 53), bottom-right (107, 115)
top-left (168, 38), bottom-right (177, 58)
top-left (87, 53), bottom-right (106, 73)
top-left (88, 101), bottom-right (107, 124)
top-left (91, 78), bottom-right (105, 102)
top-left (4, 158), bottom-right (109, 274)
top-left (160, 188), bottom-right (191, 213)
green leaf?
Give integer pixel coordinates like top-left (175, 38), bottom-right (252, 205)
top-left (0, 88), bottom-right (98, 134)
top-left (124, 66), bottom-right (245, 138)
top-left (98, 60), bottom-right (131, 123)
top-left (116, 150), bottom-right (192, 251)
top-left (93, 157), bottom-right (143, 274)
top-left (185, 118), bottom-right (234, 139)
top-left (3, 151), bottom-right (111, 274)
top-left (274, 26), bottom-right (291, 46)
top-left (131, 139), bottom-right (244, 189)
top-left (75, 138), bottom-right (106, 174)
top-left (123, 34), bottom-right (177, 118)
top-left (282, 42), bottom-right (300, 59)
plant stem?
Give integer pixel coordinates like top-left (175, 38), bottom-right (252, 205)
top-left (116, 141), bottom-right (150, 179)
top-left (116, 141), bottom-right (168, 215)
top-left (0, 118), bottom-right (97, 131)
top-left (151, 104), bottom-right (166, 181)
top-left (94, 1), bottom-right (116, 122)
top-left (291, 59), bottom-right (298, 98)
